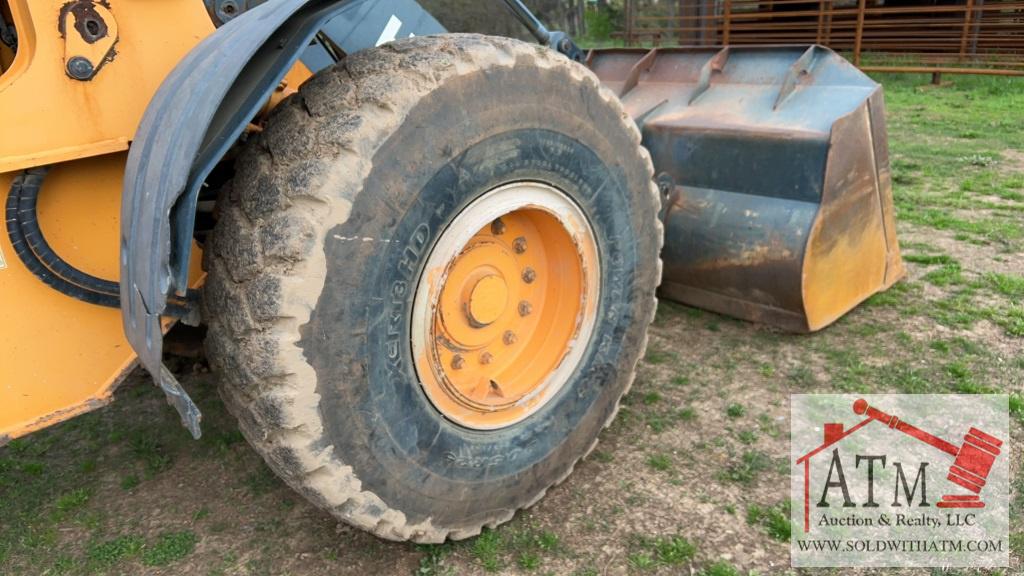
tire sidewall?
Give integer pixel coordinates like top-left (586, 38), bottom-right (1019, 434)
top-left (299, 61), bottom-right (656, 526)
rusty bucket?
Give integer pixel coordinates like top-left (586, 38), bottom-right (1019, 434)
top-left (589, 45), bottom-right (904, 332)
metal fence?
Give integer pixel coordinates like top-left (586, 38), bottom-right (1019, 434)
top-left (619, 0), bottom-right (1024, 76)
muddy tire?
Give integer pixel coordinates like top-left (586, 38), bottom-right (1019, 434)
top-left (203, 34), bottom-right (662, 543)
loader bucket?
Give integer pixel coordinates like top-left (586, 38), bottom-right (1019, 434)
top-left (588, 45), bottom-right (904, 332)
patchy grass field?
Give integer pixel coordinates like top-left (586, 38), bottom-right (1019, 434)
top-left (1, 75), bottom-right (1021, 576)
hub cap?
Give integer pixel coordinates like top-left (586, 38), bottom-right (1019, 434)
top-left (412, 182), bottom-right (600, 430)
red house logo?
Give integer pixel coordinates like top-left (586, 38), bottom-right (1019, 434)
top-left (796, 398), bottom-right (1004, 533)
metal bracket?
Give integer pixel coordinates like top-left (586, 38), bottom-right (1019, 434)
top-left (620, 48), bottom-right (658, 97)
top-left (60, 0), bottom-right (118, 81)
top-left (689, 47), bottom-right (730, 105)
top-left (773, 45), bottom-right (818, 111)
top-left (204, 0), bottom-right (269, 26)
top-left (498, 0), bottom-right (583, 62)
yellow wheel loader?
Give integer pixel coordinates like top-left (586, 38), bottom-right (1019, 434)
top-left (0, 0), bottom-right (903, 542)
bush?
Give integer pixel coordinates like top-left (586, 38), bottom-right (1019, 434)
top-left (584, 9), bottom-right (615, 40)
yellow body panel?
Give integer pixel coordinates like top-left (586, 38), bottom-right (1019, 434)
top-left (0, 0), bottom-right (214, 173)
top-left (0, 1), bottom-right (312, 441)
top-left (0, 0), bottom-right (213, 441)
top-left (0, 154), bottom-right (204, 441)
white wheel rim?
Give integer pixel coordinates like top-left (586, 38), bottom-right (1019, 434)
top-left (411, 181), bottom-right (601, 430)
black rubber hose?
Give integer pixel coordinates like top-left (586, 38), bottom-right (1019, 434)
top-left (15, 169), bottom-right (123, 298)
top-left (6, 169), bottom-right (121, 307)
top-left (6, 168), bottom-right (193, 315)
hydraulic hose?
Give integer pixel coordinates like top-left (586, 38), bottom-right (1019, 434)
top-left (15, 168), bottom-right (123, 295)
top-left (6, 168), bottom-right (120, 307)
top-left (6, 168), bottom-right (193, 314)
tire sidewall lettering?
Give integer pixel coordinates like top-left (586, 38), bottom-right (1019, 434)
top-left (372, 129), bottom-right (636, 470)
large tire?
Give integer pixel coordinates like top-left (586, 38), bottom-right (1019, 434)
top-left (203, 34), bottom-right (662, 543)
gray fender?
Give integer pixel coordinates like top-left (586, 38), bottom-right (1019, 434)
top-left (121, 0), bottom-right (347, 438)
top-left (121, 0), bottom-right (445, 437)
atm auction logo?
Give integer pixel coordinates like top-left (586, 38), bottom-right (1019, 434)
top-left (790, 394), bottom-right (1010, 568)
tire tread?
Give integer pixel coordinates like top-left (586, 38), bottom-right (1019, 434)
top-left (204, 34), bottom-right (662, 543)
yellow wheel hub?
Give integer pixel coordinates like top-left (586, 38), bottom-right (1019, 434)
top-left (467, 275), bottom-right (507, 327)
top-left (412, 182), bottom-right (600, 430)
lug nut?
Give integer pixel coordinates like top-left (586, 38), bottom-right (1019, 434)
top-left (490, 218), bottom-right (507, 236)
top-left (451, 355), bottom-right (465, 370)
top-left (66, 56), bottom-right (95, 81)
top-left (480, 352), bottom-right (494, 365)
top-left (513, 236), bottom-right (527, 254)
top-left (522, 267), bottom-right (536, 284)
top-left (503, 331), bottom-right (517, 345)
top-left (518, 301), bottom-right (532, 317)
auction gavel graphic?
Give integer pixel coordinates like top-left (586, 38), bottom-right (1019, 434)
top-left (853, 399), bottom-right (1002, 508)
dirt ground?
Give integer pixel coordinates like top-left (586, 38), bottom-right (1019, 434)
top-left (0, 76), bottom-right (1021, 576)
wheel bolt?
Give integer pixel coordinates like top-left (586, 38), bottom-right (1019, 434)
top-left (513, 236), bottom-right (527, 254)
top-left (451, 355), bottom-right (465, 370)
top-left (522, 267), bottom-right (536, 284)
top-left (503, 331), bottom-right (517, 345)
top-left (480, 352), bottom-right (494, 365)
top-left (518, 301), bottom-right (532, 317)
top-left (490, 218), bottom-right (506, 236)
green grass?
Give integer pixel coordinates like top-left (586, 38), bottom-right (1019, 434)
top-left (922, 262), bottom-right (964, 287)
top-left (466, 526), bottom-right (560, 573)
top-left (415, 543), bottom-right (454, 576)
top-left (54, 488), bottom-right (90, 514)
top-left (128, 430), bottom-right (174, 477)
top-left (141, 530), bottom-right (197, 567)
top-left (645, 413), bottom-right (671, 433)
top-left (85, 535), bottom-right (144, 569)
top-left (627, 551), bottom-right (657, 570)
top-left (746, 501), bottom-right (792, 542)
top-left (719, 451), bottom-right (773, 485)
top-left (643, 347), bottom-right (676, 365)
top-left (725, 403), bottom-right (745, 418)
top-left (646, 453), bottom-right (673, 472)
top-left (652, 536), bottom-right (696, 565)
top-left (875, 73), bottom-right (1024, 251)
top-left (78, 531), bottom-right (197, 571)
top-left (120, 474), bottom-right (140, 490)
top-left (824, 348), bottom-right (871, 391)
top-left (737, 430), bottom-right (757, 445)
top-left (1010, 393), bottom-right (1024, 425)
top-left (0, 379), bottom-right (239, 574)
top-left (517, 552), bottom-right (540, 570)
top-left (627, 534), bottom-right (696, 570)
top-left (788, 366), bottom-right (817, 388)
top-left (1010, 532), bottom-right (1024, 558)
top-left (865, 279), bottom-right (921, 309)
top-left (698, 561), bottom-right (743, 576)
top-left (994, 305), bottom-right (1024, 336)
top-left (245, 465), bottom-right (281, 496)
top-left (902, 253), bottom-right (957, 266)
